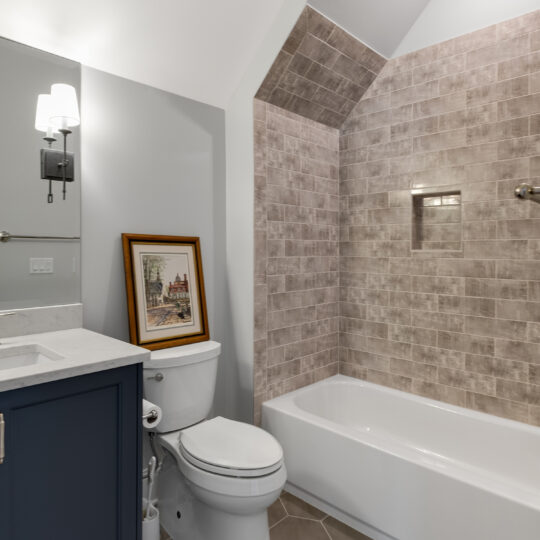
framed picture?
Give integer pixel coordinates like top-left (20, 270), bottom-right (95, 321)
top-left (122, 234), bottom-right (209, 350)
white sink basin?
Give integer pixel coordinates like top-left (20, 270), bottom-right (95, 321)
top-left (0, 344), bottom-right (64, 371)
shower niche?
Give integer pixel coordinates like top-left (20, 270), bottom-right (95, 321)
top-left (412, 189), bottom-right (462, 251)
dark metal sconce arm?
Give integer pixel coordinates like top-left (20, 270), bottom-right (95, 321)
top-left (58, 128), bottom-right (72, 202)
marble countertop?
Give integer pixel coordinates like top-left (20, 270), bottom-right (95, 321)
top-left (0, 328), bottom-right (149, 392)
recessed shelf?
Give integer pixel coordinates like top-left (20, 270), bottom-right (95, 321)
top-left (412, 190), bottom-right (462, 251)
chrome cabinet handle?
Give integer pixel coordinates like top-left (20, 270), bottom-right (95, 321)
top-left (0, 413), bottom-right (4, 464)
top-left (147, 372), bottom-right (164, 382)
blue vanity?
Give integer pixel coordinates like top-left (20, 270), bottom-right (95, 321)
top-left (0, 328), bottom-right (148, 540)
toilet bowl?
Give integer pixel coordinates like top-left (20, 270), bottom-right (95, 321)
top-left (158, 418), bottom-right (286, 540)
top-left (143, 341), bottom-right (286, 540)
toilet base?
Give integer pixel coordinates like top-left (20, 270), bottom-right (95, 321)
top-left (194, 504), bottom-right (269, 540)
top-left (157, 453), bottom-right (274, 540)
top-left (158, 454), bottom-right (198, 539)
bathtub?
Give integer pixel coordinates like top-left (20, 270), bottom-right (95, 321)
top-left (262, 374), bottom-right (540, 540)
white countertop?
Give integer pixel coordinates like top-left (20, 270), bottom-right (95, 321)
top-left (0, 328), bottom-right (149, 392)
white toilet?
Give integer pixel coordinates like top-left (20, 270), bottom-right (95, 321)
top-left (143, 340), bottom-right (286, 540)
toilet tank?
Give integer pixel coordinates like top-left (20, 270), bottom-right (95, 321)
top-left (143, 341), bottom-right (220, 433)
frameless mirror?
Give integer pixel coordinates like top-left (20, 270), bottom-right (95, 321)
top-left (0, 38), bottom-right (81, 310)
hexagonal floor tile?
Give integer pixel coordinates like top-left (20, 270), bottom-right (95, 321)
top-left (323, 516), bottom-right (373, 540)
top-left (280, 492), bottom-right (327, 520)
top-left (268, 498), bottom-right (287, 528)
top-left (270, 517), bottom-right (330, 540)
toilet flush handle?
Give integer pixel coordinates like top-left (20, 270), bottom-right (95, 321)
top-left (147, 372), bottom-right (164, 382)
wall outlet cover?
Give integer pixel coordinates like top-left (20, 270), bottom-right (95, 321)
top-left (29, 258), bottom-right (54, 274)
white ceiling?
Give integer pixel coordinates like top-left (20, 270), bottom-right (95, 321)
top-left (309, 0), bottom-right (540, 58)
top-left (394, 0), bottom-right (540, 57)
top-left (2, 0), bottom-right (539, 108)
top-left (0, 0), bottom-right (289, 109)
top-left (307, 0), bottom-right (431, 58)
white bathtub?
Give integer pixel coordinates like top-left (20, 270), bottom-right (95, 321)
top-left (262, 375), bottom-right (540, 540)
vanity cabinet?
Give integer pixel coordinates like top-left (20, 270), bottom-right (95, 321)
top-left (0, 364), bottom-right (142, 540)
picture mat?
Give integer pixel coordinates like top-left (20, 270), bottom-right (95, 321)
top-left (132, 243), bottom-right (202, 343)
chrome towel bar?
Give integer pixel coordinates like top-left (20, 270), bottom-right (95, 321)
top-left (0, 230), bottom-right (80, 243)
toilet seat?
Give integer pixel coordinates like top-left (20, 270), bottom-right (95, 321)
top-left (180, 446), bottom-right (283, 477)
top-left (158, 421), bottom-right (287, 499)
top-left (179, 417), bottom-right (283, 478)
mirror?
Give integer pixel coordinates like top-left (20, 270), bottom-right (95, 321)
top-left (0, 38), bottom-right (81, 310)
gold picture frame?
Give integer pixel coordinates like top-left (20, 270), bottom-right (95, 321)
top-left (122, 233), bottom-right (209, 350)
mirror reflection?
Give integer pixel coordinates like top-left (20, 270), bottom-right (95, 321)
top-left (0, 38), bottom-right (81, 310)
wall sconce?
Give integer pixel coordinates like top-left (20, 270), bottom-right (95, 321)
top-left (35, 83), bottom-right (80, 203)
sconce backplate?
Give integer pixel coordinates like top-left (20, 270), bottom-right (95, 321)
top-left (40, 148), bottom-right (75, 182)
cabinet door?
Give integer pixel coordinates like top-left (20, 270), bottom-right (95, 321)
top-left (0, 365), bottom-right (141, 540)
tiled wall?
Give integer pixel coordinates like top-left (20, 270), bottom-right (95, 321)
top-left (256, 6), bottom-right (385, 129)
top-left (339, 10), bottom-right (540, 425)
top-left (254, 99), bottom-right (340, 424)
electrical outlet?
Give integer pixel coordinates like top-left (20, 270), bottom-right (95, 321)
top-left (29, 258), bottom-right (54, 274)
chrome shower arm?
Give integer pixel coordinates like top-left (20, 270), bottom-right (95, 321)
top-left (515, 183), bottom-right (540, 199)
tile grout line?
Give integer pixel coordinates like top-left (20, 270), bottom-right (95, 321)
top-left (269, 514), bottom-right (289, 530)
top-left (321, 518), bottom-right (334, 540)
top-left (269, 496), bottom-right (289, 530)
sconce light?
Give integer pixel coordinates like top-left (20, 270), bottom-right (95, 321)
top-left (35, 83), bottom-right (80, 203)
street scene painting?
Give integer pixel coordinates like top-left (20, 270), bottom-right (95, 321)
top-left (122, 234), bottom-right (209, 350)
top-left (142, 253), bottom-right (193, 330)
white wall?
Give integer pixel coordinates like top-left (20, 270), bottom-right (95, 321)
top-left (394, 0), bottom-right (540, 57)
top-left (224, 0), bottom-right (307, 422)
top-left (80, 67), bottom-right (235, 418)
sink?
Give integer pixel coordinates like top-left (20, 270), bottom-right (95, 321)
top-left (0, 344), bottom-right (64, 371)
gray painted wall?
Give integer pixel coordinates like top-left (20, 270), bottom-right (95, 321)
top-left (81, 68), bottom-right (242, 420)
top-left (0, 38), bottom-right (81, 309)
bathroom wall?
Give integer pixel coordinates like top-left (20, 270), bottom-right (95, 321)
top-left (252, 6), bottom-right (387, 423)
top-left (339, 10), bottom-right (540, 425)
top-left (79, 68), bottom-right (238, 419)
top-left (253, 99), bottom-right (340, 423)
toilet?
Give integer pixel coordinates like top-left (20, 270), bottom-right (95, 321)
top-left (143, 341), bottom-right (286, 540)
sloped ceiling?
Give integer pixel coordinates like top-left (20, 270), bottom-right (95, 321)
top-left (256, 6), bottom-right (386, 129)
top-left (308, 0), bottom-right (431, 58)
top-left (394, 0), bottom-right (540, 57)
top-left (0, 0), bottom-right (290, 109)
top-left (309, 0), bottom-right (540, 58)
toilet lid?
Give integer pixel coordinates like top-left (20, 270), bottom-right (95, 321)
top-left (179, 417), bottom-right (283, 478)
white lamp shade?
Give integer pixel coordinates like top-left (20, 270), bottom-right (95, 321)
top-left (35, 94), bottom-right (58, 133)
top-left (49, 83), bottom-right (80, 129)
